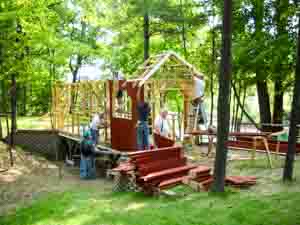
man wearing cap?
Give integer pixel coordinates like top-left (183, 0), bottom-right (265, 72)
top-left (80, 130), bottom-right (96, 179)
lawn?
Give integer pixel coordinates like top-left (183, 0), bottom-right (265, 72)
top-left (0, 116), bottom-right (52, 138)
top-left (1, 140), bottom-right (300, 225)
top-left (1, 186), bottom-right (300, 225)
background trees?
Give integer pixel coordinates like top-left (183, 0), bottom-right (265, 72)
top-left (0, 0), bottom-right (298, 122)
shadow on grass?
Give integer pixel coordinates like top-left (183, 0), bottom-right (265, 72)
top-left (232, 157), bottom-right (284, 170)
top-left (1, 188), bottom-right (300, 225)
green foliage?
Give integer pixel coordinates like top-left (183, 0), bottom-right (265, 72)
top-left (0, 0), bottom-right (298, 116)
top-left (101, 0), bottom-right (208, 76)
top-left (0, 0), bottom-right (106, 114)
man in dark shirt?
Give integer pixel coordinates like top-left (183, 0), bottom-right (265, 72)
top-left (136, 88), bottom-right (151, 150)
top-left (80, 130), bottom-right (96, 179)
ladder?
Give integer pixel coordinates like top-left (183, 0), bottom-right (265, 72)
top-left (186, 103), bottom-right (202, 133)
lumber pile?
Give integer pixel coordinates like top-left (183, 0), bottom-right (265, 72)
top-left (184, 172), bottom-right (257, 191)
top-left (183, 166), bottom-right (213, 191)
top-left (188, 166), bottom-right (212, 182)
top-left (112, 146), bottom-right (196, 194)
top-left (225, 176), bottom-right (257, 188)
top-left (111, 147), bottom-right (257, 194)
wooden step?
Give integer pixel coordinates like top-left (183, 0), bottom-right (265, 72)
top-left (158, 176), bottom-right (187, 189)
top-left (138, 158), bottom-right (187, 176)
top-left (189, 166), bottom-right (211, 177)
top-left (141, 165), bottom-right (197, 182)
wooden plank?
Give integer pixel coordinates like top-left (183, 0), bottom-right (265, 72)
top-left (137, 53), bottom-right (172, 88)
top-left (138, 158), bottom-right (187, 176)
top-left (127, 146), bottom-right (182, 157)
top-left (158, 176), bottom-right (187, 189)
top-left (141, 165), bottom-right (197, 182)
top-left (189, 130), bottom-right (272, 137)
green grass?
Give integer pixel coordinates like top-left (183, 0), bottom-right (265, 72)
top-left (1, 187), bottom-right (300, 225)
top-left (16, 116), bottom-right (52, 130)
top-left (1, 116), bottom-right (52, 137)
top-left (233, 158), bottom-right (284, 170)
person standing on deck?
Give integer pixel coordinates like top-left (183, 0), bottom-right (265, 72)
top-left (154, 108), bottom-right (170, 138)
top-left (192, 75), bottom-right (208, 129)
top-left (136, 87), bottom-right (151, 150)
top-left (116, 89), bottom-right (124, 113)
top-left (80, 130), bottom-right (96, 179)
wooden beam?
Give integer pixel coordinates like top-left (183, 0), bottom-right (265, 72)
top-left (137, 53), bottom-right (172, 88)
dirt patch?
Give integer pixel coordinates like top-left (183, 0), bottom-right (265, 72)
top-left (0, 142), bottom-right (112, 215)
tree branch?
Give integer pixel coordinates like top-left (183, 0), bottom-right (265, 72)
top-left (231, 80), bottom-right (261, 130)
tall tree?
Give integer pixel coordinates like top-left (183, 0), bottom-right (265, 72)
top-left (253, 0), bottom-right (272, 128)
top-left (283, 15), bottom-right (300, 181)
top-left (69, 20), bottom-right (87, 83)
top-left (143, 11), bottom-right (150, 61)
top-left (272, 0), bottom-right (289, 124)
top-left (9, 74), bottom-right (16, 166)
top-left (179, 0), bottom-right (187, 59)
top-left (210, 0), bottom-right (216, 126)
top-left (212, 0), bottom-right (232, 192)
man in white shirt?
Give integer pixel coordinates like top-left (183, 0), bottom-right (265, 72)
top-left (154, 108), bottom-right (170, 138)
top-left (193, 75), bottom-right (208, 129)
top-left (90, 113), bottom-right (104, 145)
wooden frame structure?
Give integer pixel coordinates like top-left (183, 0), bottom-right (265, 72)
top-left (126, 51), bottom-right (204, 133)
top-left (52, 80), bottom-right (110, 143)
top-left (52, 51), bottom-right (204, 151)
top-left (113, 51), bottom-right (204, 150)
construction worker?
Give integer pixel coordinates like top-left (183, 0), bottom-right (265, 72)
top-left (192, 75), bottom-right (208, 129)
top-left (90, 113), bottom-right (105, 145)
top-left (80, 130), bottom-right (96, 179)
top-left (154, 108), bottom-right (171, 138)
top-left (136, 87), bottom-right (151, 150)
top-left (116, 89), bottom-right (124, 113)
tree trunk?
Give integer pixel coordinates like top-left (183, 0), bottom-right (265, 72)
top-left (283, 16), bottom-right (300, 181)
top-left (231, 85), bottom-right (236, 132)
top-left (0, 80), bottom-right (7, 113)
top-left (30, 83), bottom-right (33, 115)
top-left (272, 0), bottom-right (288, 125)
top-left (273, 79), bottom-right (284, 124)
top-left (9, 74), bottom-right (17, 166)
top-left (232, 81), bottom-right (260, 129)
top-left (180, 0), bottom-right (187, 59)
top-left (212, 0), bottom-right (232, 193)
top-left (144, 12), bottom-right (150, 61)
top-left (23, 85), bottom-right (26, 116)
top-left (210, 0), bottom-right (216, 126)
top-left (0, 116), bottom-right (2, 139)
top-left (256, 79), bottom-right (271, 127)
top-left (233, 83), bottom-right (240, 131)
top-left (69, 20), bottom-right (86, 83)
top-left (236, 86), bottom-right (246, 131)
top-left (253, 0), bottom-right (271, 129)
